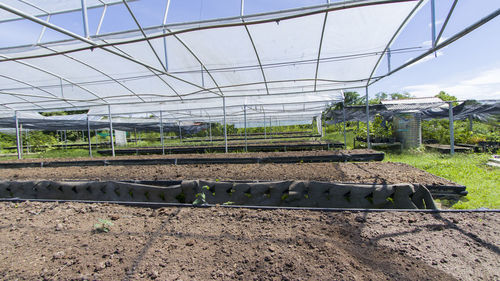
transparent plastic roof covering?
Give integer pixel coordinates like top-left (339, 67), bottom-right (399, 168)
top-left (0, 0), bottom-right (429, 122)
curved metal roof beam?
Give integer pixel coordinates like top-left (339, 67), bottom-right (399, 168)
top-left (0, 91), bottom-right (46, 109)
top-left (167, 31), bottom-right (224, 97)
top-left (0, 54), bottom-right (108, 104)
top-left (40, 45), bottom-right (147, 103)
top-left (313, 11), bottom-right (329, 92)
top-left (0, 2), bottom-right (220, 98)
top-left (366, 0), bottom-right (424, 87)
top-left (0, 0), bottom-right (420, 60)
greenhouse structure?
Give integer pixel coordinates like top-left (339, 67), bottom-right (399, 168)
top-left (0, 0), bottom-right (498, 158)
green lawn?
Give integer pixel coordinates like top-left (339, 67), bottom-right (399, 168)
top-left (385, 152), bottom-right (499, 209)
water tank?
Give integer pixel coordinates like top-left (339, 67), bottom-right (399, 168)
top-left (393, 112), bottom-right (421, 148)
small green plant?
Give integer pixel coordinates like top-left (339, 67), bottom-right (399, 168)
top-left (192, 185), bottom-right (210, 206)
top-left (222, 201), bottom-right (235, 205)
top-left (94, 218), bottom-right (113, 233)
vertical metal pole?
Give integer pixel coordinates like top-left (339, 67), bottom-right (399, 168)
top-left (365, 87), bottom-right (371, 149)
top-left (87, 115), bottom-right (92, 158)
top-left (209, 117), bottom-right (212, 143)
top-left (20, 125), bottom-right (23, 155)
top-left (263, 111), bottom-right (267, 139)
top-left (64, 130), bottom-right (67, 150)
top-left (81, 0), bottom-right (89, 38)
top-left (160, 111), bottom-right (165, 155)
top-left (342, 100), bottom-right (347, 148)
top-left (240, 0), bottom-right (245, 17)
top-left (108, 105), bottom-right (115, 157)
top-left (468, 115), bottom-right (473, 131)
top-left (134, 128), bottom-right (138, 145)
top-left (431, 0), bottom-right (436, 47)
top-left (95, 129), bottom-right (98, 148)
top-left (26, 129), bottom-right (30, 154)
top-left (244, 105), bottom-right (247, 152)
top-left (449, 102), bottom-right (454, 155)
top-left (15, 112), bottom-right (21, 159)
top-left (431, 0), bottom-right (437, 57)
top-left (269, 116), bottom-right (272, 138)
top-left (223, 96), bottom-right (228, 153)
top-left (178, 121), bottom-right (182, 143)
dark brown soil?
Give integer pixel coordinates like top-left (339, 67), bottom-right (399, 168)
top-left (0, 202), bottom-right (498, 281)
top-left (0, 149), bottom-right (376, 163)
top-left (0, 161), bottom-right (454, 186)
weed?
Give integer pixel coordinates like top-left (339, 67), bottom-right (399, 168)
top-left (94, 218), bottom-right (113, 233)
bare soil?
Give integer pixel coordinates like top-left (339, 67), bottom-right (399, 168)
top-left (0, 161), bottom-right (453, 186)
top-left (2, 150), bottom-right (493, 280)
top-left (0, 202), bottom-right (498, 281)
top-left (0, 149), bottom-right (376, 163)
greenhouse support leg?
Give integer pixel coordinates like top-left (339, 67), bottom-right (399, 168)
top-left (26, 129), bottom-right (30, 154)
top-left (87, 115), bottom-right (92, 158)
top-left (343, 100), bottom-right (347, 148)
top-left (223, 96), bottom-right (228, 153)
top-left (95, 130), bottom-right (98, 148)
top-left (269, 117), bottom-right (272, 139)
top-left (108, 105), bottom-right (115, 157)
top-left (64, 130), bottom-right (67, 150)
top-left (134, 128), bottom-right (138, 145)
top-left (209, 121), bottom-right (212, 143)
top-left (449, 102), bottom-right (454, 155)
top-left (15, 113), bottom-right (22, 159)
top-left (160, 111), bottom-right (165, 155)
top-left (178, 122), bottom-right (182, 143)
top-left (469, 115), bottom-right (473, 131)
top-left (365, 87), bottom-right (371, 149)
top-left (244, 105), bottom-right (247, 152)
top-left (263, 112), bottom-right (267, 139)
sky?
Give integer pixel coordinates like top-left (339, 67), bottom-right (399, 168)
top-left (0, 0), bottom-right (499, 101)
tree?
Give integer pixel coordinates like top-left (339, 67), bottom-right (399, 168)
top-left (390, 92), bottom-right (412, 100)
top-left (435, 91), bottom-right (458, 106)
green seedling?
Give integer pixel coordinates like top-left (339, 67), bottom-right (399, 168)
top-left (94, 218), bottom-right (113, 233)
top-left (222, 201), bottom-right (235, 205)
top-left (192, 185), bottom-right (210, 206)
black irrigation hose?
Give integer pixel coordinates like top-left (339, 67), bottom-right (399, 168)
top-left (1, 198), bottom-right (498, 213)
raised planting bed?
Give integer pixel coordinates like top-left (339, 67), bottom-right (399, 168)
top-left (0, 180), bottom-right (436, 209)
top-left (0, 150), bottom-right (383, 169)
top-left (97, 142), bottom-right (344, 155)
top-left (425, 144), bottom-right (472, 153)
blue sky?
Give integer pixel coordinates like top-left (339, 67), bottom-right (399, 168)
top-left (1, 0), bottom-right (499, 101)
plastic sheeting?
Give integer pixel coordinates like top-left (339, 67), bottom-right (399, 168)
top-left (0, 0), bottom-right (423, 118)
top-left (0, 112), bottom-right (209, 133)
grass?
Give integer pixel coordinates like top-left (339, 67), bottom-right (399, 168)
top-left (385, 151), bottom-right (499, 209)
top-left (0, 149), bottom-right (102, 160)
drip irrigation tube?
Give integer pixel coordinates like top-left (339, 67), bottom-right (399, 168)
top-left (1, 198), bottom-right (497, 213)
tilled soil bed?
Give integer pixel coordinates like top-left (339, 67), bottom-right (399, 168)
top-left (0, 149), bottom-right (375, 163)
top-left (0, 202), bottom-right (498, 281)
top-left (0, 161), bottom-right (455, 186)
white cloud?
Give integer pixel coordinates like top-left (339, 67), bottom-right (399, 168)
top-left (403, 67), bottom-right (500, 100)
top-left (428, 19), bottom-right (444, 28)
top-left (405, 50), bottom-right (444, 67)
